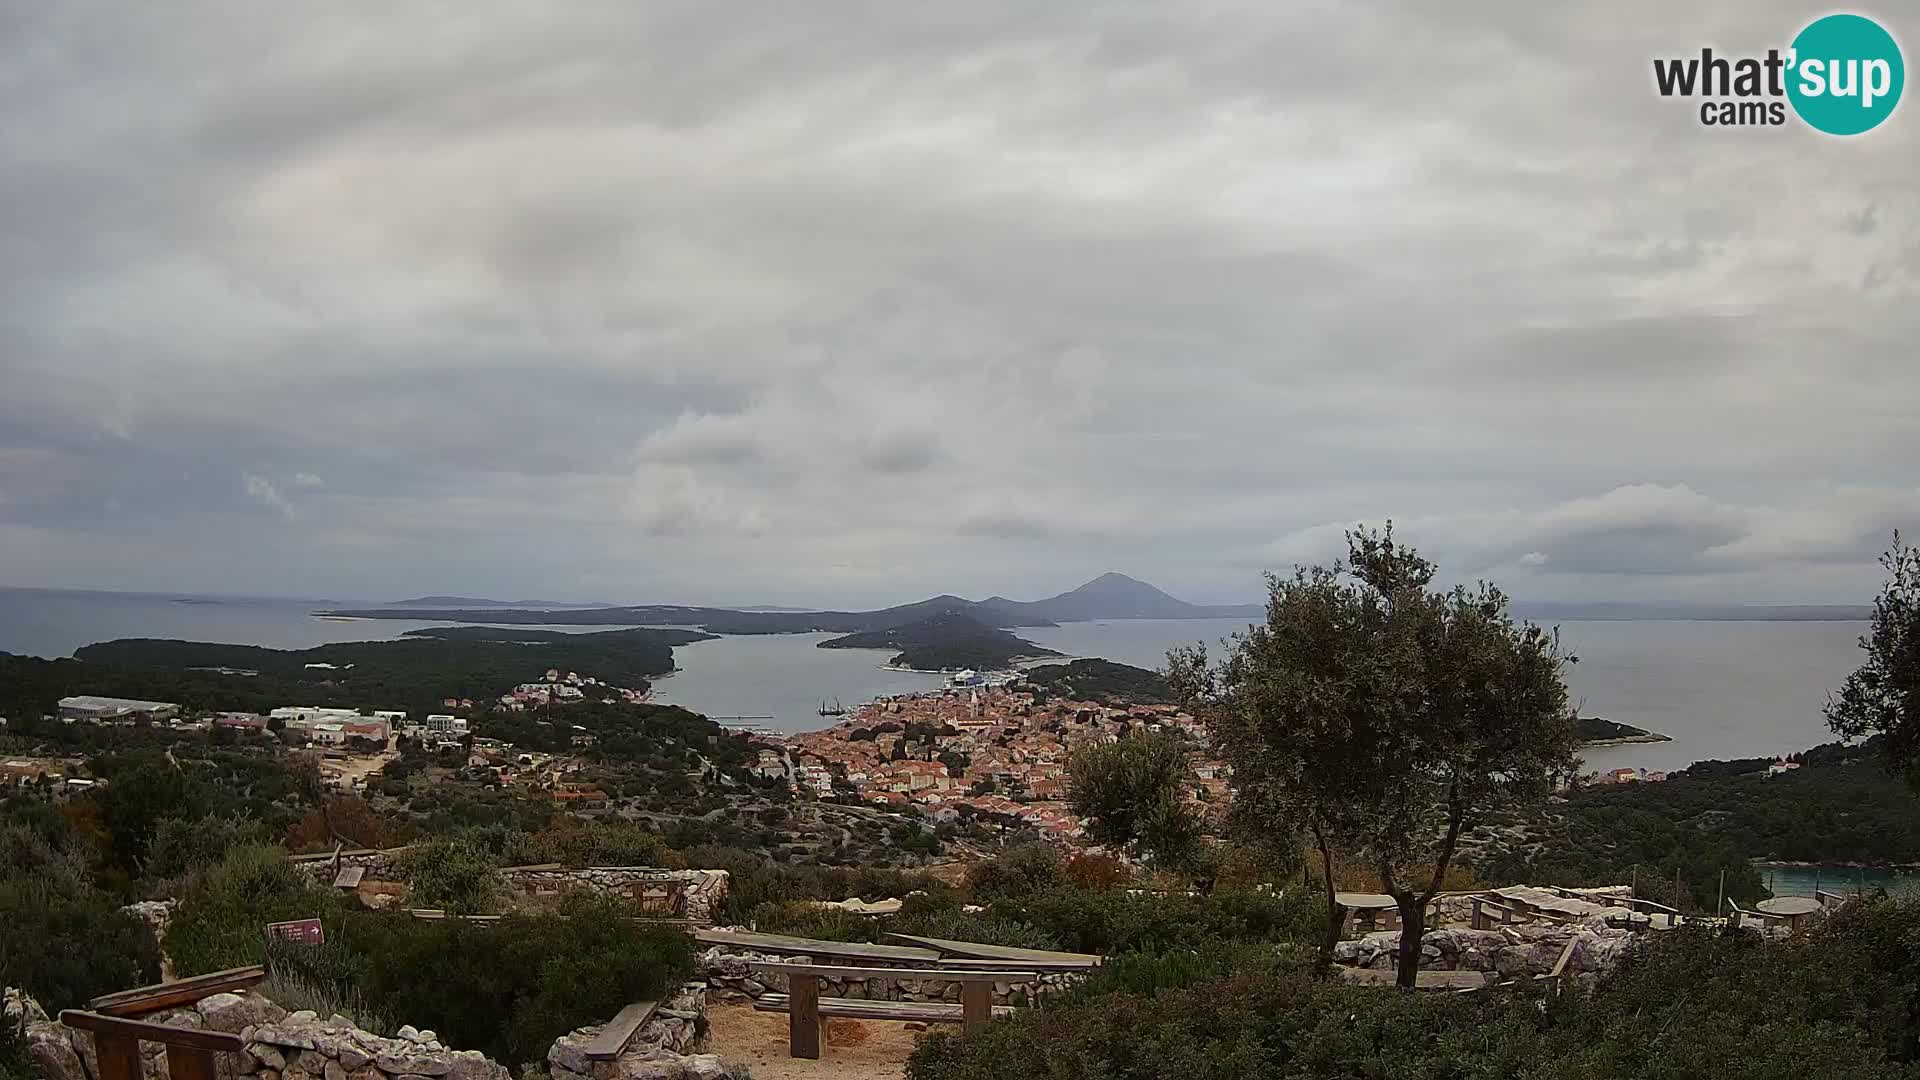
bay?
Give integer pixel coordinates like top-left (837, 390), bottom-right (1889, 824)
top-left (0, 590), bottom-right (1872, 774)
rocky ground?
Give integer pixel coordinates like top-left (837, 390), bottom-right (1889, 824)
top-left (704, 1004), bottom-right (916, 1080)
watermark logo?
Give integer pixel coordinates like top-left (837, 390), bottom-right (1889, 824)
top-left (1653, 12), bottom-right (1904, 134)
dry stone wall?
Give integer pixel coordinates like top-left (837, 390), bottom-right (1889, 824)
top-left (12, 989), bottom-right (512, 1080)
top-left (546, 982), bottom-right (736, 1080)
top-left (1333, 920), bottom-right (1637, 979)
top-left (699, 945), bottom-right (1082, 1007)
top-left (291, 850), bottom-right (728, 925)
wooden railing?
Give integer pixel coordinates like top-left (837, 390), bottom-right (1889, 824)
top-left (59, 1011), bottom-right (243, 1080)
top-left (54, 965), bottom-right (267, 1080)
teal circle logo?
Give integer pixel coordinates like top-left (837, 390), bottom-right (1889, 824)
top-left (1787, 14), bottom-right (1904, 135)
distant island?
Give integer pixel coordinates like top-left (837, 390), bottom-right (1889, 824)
top-left (1, 626), bottom-right (714, 720)
top-left (384, 596), bottom-right (615, 609)
top-left (1575, 716), bottom-right (1672, 746)
top-left (1022, 658), bottom-right (1176, 704)
top-left (327, 573), bottom-right (1870, 634)
top-left (320, 572), bottom-right (1265, 632)
top-left (818, 610), bottom-right (1061, 671)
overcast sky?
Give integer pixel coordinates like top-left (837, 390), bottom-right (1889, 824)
top-left (2, 2), bottom-right (1915, 607)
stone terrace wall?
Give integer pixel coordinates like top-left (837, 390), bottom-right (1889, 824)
top-left (547, 982), bottom-right (734, 1080)
top-left (14, 989), bottom-right (514, 1080)
top-left (291, 850), bottom-right (729, 925)
top-left (499, 867), bottom-right (728, 925)
top-left (1333, 921), bottom-right (1637, 978)
top-left (700, 946), bottom-right (1083, 1008)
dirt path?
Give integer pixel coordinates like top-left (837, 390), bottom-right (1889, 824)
top-left (704, 1003), bottom-right (923, 1080)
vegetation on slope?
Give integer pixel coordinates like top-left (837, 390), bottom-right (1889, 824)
top-left (818, 610), bottom-right (1061, 671)
top-left (1, 627), bottom-right (708, 721)
top-left (1021, 659), bottom-right (1174, 703)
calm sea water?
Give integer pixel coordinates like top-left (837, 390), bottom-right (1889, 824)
top-left (0, 589), bottom-right (1870, 771)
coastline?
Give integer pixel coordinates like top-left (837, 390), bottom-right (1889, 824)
top-left (1579, 733), bottom-right (1675, 748)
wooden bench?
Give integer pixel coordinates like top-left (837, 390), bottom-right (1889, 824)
top-left (87, 966), bottom-right (268, 1018)
top-left (747, 962), bottom-right (1037, 1059)
top-left (579, 1001), bottom-right (659, 1061)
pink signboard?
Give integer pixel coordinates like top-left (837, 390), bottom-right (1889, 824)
top-left (265, 918), bottom-right (325, 945)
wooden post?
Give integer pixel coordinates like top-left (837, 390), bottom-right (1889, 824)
top-left (166, 1046), bottom-right (218, 1080)
top-left (1674, 867), bottom-right (1682, 920)
top-left (1717, 870), bottom-right (1725, 919)
top-left (788, 973), bottom-right (822, 1060)
top-left (1631, 865), bottom-right (1638, 897)
top-left (1470, 897), bottom-right (1483, 931)
top-left (94, 1034), bottom-right (143, 1080)
top-left (961, 981), bottom-right (992, 1030)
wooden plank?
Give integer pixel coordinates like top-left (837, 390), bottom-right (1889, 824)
top-left (960, 981), bottom-right (991, 1030)
top-left (882, 933), bottom-right (1100, 965)
top-left (166, 1045), bottom-right (219, 1080)
top-left (60, 1012), bottom-right (246, 1053)
top-left (935, 957), bottom-right (1099, 973)
top-left (747, 962), bottom-right (1039, 982)
top-left (788, 974), bottom-right (821, 1060)
top-left (333, 866), bottom-right (365, 889)
top-left (581, 1002), bottom-right (658, 1060)
top-left (93, 1033), bottom-right (143, 1080)
top-left (752, 996), bottom-right (1015, 1023)
top-left (88, 967), bottom-right (267, 1017)
top-left (696, 929), bottom-right (941, 964)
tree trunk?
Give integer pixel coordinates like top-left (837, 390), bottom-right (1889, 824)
top-left (1393, 895), bottom-right (1427, 990)
top-left (1313, 827), bottom-right (1339, 978)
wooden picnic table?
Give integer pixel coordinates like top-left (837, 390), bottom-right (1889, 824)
top-left (1755, 896), bottom-right (1823, 930)
top-left (882, 933), bottom-right (1101, 969)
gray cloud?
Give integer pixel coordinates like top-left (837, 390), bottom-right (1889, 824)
top-left (0, 1), bottom-right (1915, 606)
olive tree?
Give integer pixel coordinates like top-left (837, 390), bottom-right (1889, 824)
top-left (1169, 524), bottom-right (1577, 988)
top-left (1067, 733), bottom-right (1207, 874)
top-left (1827, 533), bottom-right (1920, 787)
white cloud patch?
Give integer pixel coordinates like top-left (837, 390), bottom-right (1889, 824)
top-left (0, 2), bottom-right (1915, 604)
top-left (243, 473), bottom-right (295, 518)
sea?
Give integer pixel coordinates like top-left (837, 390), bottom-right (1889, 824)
top-left (0, 589), bottom-right (1872, 766)
top-left (3, 586), bottom-right (1911, 894)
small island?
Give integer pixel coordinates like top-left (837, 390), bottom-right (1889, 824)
top-left (1021, 658), bottom-right (1176, 704)
top-left (1575, 715), bottom-right (1672, 746)
top-left (817, 610), bottom-right (1060, 671)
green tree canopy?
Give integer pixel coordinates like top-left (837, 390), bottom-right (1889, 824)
top-left (1827, 533), bottom-right (1920, 787)
top-left (1170, 523), bottom-right (1578, 987)
top-left (1067, 732), bottom-right (1206, 871)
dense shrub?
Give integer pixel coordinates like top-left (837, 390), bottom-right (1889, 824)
top-left (273, 898), bottom-right (692, 1066)
top-left (0, 1014), bottom-right (43, 1080)
top-left (147, 815), bottom-right (272, 880)
top-left (0, 798), bottom-right (160, 1011)
top-left (0, 861), bottom-right (161, 1011)
top-left (992, 886), bottom-right (1323, 956)
top-left (966, 844), bottom-right (1068, 903)
top-left (1054, 941), bottom-right (1307, 1005)
top-left (166, 845), bottom-right (348, 976)
top-left (911, 899), bottom-right (1920, 1080)
top-left (910, 966), bottom-right (1542, 1080)
top-left (399, 835), bottom-right (502, 914)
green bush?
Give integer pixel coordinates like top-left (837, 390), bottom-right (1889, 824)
top-left (991, 886), bottom-right (1322, 956)
top-left (400, 835), bottom-right (502, 914)
top-left (0, 861), bottom-right (160, 1011)
top-left (147, 815), bottom-right (272, 881)
top-left (166, 845), bottom-right (347, 977)
top-left (966, 844), bottom-right (1068, 904)
top-left (0, 1014), bottom-right (44, 1080)
top-left (910, 899), bottom-right (1920, 1080)
top-left (272, 898), bottom-right (692, 1066)
top-left (1054, 941), bottom-right (1306, 1006)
